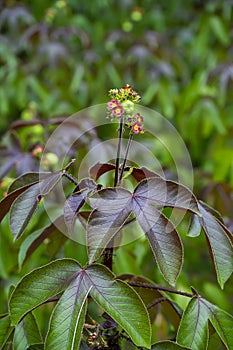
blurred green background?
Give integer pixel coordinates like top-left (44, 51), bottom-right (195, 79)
top-left (0, 0), bottom-right (232, 344)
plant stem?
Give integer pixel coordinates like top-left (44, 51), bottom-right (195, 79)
top-left (117, 133), bottom-right (133, 186)
top-left (63, 172), bottom-right (79, 185)
top-left (114, 116), bottom-right (124, 187)
top-left (104, 117), bottom-right (124, 271)
top-left (128, 282), bottom-right (194, 298)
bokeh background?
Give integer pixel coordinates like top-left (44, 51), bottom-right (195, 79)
top-left (0, 0), bottom-right (232, 344)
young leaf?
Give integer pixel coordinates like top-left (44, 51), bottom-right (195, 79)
top-left (39, 171), bottom-right (63, 196)
top-left (151, 341), bottom-right (191, 349)
top-left (64, 188), bottom-right (92, 234)
top-left (9, 259), bottom-right (81, 325)
top-left (177, 296), bottom-right (211, 350)
top-left (89, 162), bottom-right (115, 180)
top-left (198, 203), bottom-right (233, 288)
top-left (87, 188), bottom-right (133, 262)
top-left (0, 315), bottom-right (14, 350)
top-left (13, 312), bottom-right (42, 350)
top-left (45, 274), bottom-right (90, 350)
top-left (135, 202), bottom-right (183, 286)
top-left (10, 183), bottom-right (41, 240)
top-left (187, 214), bottom-right (202, 237)
top-left (86, 264), bottom-right (151, 348)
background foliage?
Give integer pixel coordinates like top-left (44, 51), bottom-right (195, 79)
top-left (0, 0), bottom-right (232, 347)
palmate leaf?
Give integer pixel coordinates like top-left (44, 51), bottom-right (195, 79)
top-left (13, 312), bottom-right (42, 350)
top-left (198, 203), bottom-right (233, 288)
top-left (177, 296), bottom-right (233, 350)
top-left (45, 274), bottom-right (90, 350)
top-left (88, 177), bottom-right (197, 284)
top-left (9, 259), bottom-right (81, 325)
top-left (10, 260), bottom-right (151, 349)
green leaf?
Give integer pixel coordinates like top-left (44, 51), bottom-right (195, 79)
top-left (87, 188), bottom-right (132, 262)
top-left (151, 341), bottom-right (191, 349)
top-left (10, 183), bottom-right (41, 240)
top-left (9, 259), bottom-right (81, 325)
top-left (206, 301), bottom-right (233, 349)
top-left (13, 312), bottom-right (42, 350)
top-left (45, 274), bottom-right (90, 350)
top-left (177, 296), bottom-right (210, 350)
top-left (87, 264), bottom-right (151, 348)
top-left (0, 315), bottom-right (14, 350)
top-left (119, 275), bottom-right (181, 329)
top-left (198, 203), bottom-right (233, 288)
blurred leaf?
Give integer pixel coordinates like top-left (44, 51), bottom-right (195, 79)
top-left (0, 315), bottom-right (14, 350)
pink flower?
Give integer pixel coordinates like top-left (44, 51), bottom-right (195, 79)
top-left (136, 113), bottom-right (144, 123)
top-left (131, 122), bottom-right (143, 134)
top-left (107, 99), bottom-right (120, 110)
top-left (111, 105), bottom-right (124, 117)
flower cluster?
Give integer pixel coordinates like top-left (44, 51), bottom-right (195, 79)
top-left (107, 85), bottom-right (144, 134)
top-left (108, 84), bottom-right (141, 103)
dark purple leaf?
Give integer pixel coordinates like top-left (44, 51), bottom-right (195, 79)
top-left (89, 162), bottom-right (116, 180)
top-left (16, 154), bottom-right (38, 176)
top-left (87, 188), bottom-right (133, 262)
top-left (39, 171), bottom-right (63, 196)
top-left (8, 172), bottom-right (49, 194)
top-left (135, 202), bottom-right (183, 286)
top-left (134, 178), bottom-right (200, 214)
top-left (129, 167), bottom-right (161, 182)
top-left (0, 183), bottom-right (39, 223)
top-left (64, 189), bottom-right (90, 234)
top-left (0, 156), bottom-right (18, 179)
